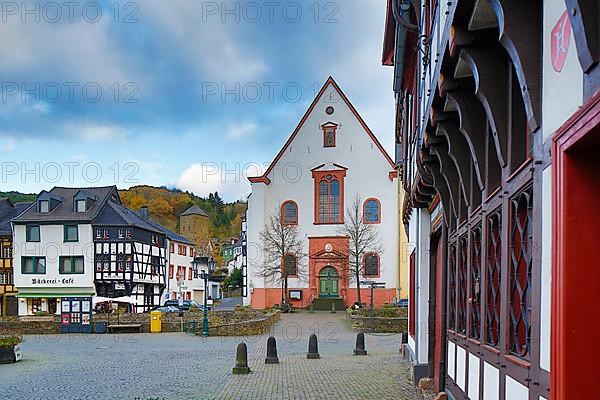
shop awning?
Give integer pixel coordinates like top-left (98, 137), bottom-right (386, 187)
top-left (16, 293), bottom-right (94, 298)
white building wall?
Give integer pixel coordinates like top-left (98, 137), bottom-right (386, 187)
top-left (165, 240), bottom-right (197, 304)
top-left (468, 353), bottom-right (480, 400)
top-left (14, 224), bottom-right (95, 291)
top-left (246, 81), bottom-right (398, 303)
top-left (542, 0), bottom-right (584, 142)
top-left (483, 362), bottom-right (499, 400)
top-left (245, 184), bottom-right (265, 306)
top-left (505, 375), bottom-right (529, 400)
top-left (540, 165), bottom-right (552, 372)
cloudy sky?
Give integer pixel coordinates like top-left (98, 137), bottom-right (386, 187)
top-left (0, 0), bottom-right (394, 201)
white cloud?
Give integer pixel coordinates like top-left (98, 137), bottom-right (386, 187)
top-left (60, 121), bottom-right (128, 142)
top-left (176, 163), bottom-right (251, 201)
top-left (226, 122), bottom-right (258, 140)
top-left (1, 137), bottom-right (18, 152)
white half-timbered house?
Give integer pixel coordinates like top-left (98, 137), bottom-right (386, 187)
top-left (92, 200), bottom-right (167, 312)
top-left (12, 186), bottom-right (168, 314)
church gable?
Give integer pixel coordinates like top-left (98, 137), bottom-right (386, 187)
top-left (248, 76), bottom-right (394, 185)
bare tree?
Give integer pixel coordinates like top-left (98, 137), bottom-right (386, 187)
top-left (338, 195), bottom-right (384, 306)
top-left (258, 209), bottom-right (306, 305)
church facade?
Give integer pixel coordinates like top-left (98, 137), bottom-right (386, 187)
top-left (245, 77), bottom-right (401, 310)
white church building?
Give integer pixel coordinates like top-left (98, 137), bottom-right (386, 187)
top-left (245, 77), bottom-right (400, 310)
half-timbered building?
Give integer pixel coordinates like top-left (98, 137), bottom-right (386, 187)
top-left (12, 186), bottom-right (168, 314)
top-left (92, 199), bottom-right (167, 312)
top-left (382, 1), bottom-right (600, 399)
top-left (0, 199), bottom-right (31, 316)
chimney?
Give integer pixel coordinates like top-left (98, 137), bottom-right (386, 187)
top-left (140, 206), bottom-right (149, 220)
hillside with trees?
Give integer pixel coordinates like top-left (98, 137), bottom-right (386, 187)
top-left (1, 186), bottom-right (246, 243)
top-left (119, 185), bottom-right (246, 240)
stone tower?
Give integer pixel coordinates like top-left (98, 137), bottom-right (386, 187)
top-left (179, 205), bottom-right (209, 249)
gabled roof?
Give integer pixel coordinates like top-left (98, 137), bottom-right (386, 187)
top-left (137, 215), bottom-right (194, 245)
top-left (0, 200), bottom-right (33, 236)
top-left (92, 200), bottom-right (164, 235)
top-left (12, 186), bottom-right (118, 223)
top-left (247, 76), bottom-right (395, 185)
top-left (180, 205), bottom-right (209, 217)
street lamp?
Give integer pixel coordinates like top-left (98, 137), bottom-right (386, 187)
top-left (191, 256), bottom-right (213, 337)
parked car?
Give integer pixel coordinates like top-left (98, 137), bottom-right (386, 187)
top-left (153, 306), bottom-right (181, 313)
top-left (397, 299), bottom-right (409, 307)
top-left (163, 299), bottom-right (211, 311)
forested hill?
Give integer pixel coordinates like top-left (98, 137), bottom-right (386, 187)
top-left (119, 186), bottom-right (246, 238)
top-left (1, 186), bottom-right (247, 239)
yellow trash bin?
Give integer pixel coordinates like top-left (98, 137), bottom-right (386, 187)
top-left (150, 310), bottom-right (162, 333)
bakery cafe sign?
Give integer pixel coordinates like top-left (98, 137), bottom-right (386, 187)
top-left (31, 278), bottom-right (76, 285)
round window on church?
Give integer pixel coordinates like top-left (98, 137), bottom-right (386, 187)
top-left (326, 106), bottom-right (334, 115)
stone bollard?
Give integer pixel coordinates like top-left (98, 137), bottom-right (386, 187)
top-left (265, 336), bottom-right (279, 364)
top-left (232, 342), bottom-right (251, 374)
top-left (353, 332), bottom-right (367, 355)
top-left (307, 333), bottom-right (320, 359)
top-left (331, 302), bottom-right (336, 313)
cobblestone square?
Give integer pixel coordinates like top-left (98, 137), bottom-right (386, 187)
top-left (0, 313), bottom-right (427, 400)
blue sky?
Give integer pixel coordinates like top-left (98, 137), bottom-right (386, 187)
top-left (0, 0), bottom-right (394, 201)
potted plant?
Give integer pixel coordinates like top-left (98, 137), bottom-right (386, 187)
top-left (0, 335), bottom-right (23, 364)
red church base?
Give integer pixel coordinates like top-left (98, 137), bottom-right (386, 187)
top-left (250, 288), bottom-right (397, 310)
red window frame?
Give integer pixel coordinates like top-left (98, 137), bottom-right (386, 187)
top-left (169, 264), bottom-right (174, 279)
top-left (188, 267), bottom-right (193, 280)
top-left (280, 200), bottom-right (298, 225)
top-left (170, 243), bottom-right (174, 253)
top-left (312, 169), bottom-right (346, 224)
top-left (321, 123), bottom-right (338, 147)
top-left (363, 198), bottom-right (381, 224)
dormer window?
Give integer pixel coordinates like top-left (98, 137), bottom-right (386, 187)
top-left (39, 200), bottom-right (49, 213)
top-left (76, 199), bottom-right (87, 213)
top-left (321, 122), bottom-right (338, 148)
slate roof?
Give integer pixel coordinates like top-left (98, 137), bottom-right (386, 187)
top-left (93, 201), bottom-right (164, 235)
top-left (12, 186), bottom-right (117, 223)
top-left (180, 205), bottom-right (209, 217)
top-left (134, 213), bottom-right (194, 245)
top-left (0, 200), bottom-right (33, 236)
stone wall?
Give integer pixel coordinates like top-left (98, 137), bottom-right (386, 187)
top-left (347, 313), bottom-right (408, 333)
top-left (0, 309), bottom-right (280, 336)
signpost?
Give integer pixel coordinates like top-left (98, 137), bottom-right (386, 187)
top-left (360, 280), bottom-right (386, 333)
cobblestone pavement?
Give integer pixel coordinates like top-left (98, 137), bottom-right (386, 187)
top-left (0, 312), bottom-right (425, 400)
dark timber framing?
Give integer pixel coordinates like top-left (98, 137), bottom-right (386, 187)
top-left (400, 1), bottom-right (548, 399)
top-left (93, 227), bottom-right (166, 312)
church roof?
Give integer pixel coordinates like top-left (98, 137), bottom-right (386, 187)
top-left (180, 205), bottom-right (209, 217)
top-left (247, 76), bottom-right (395, 185)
